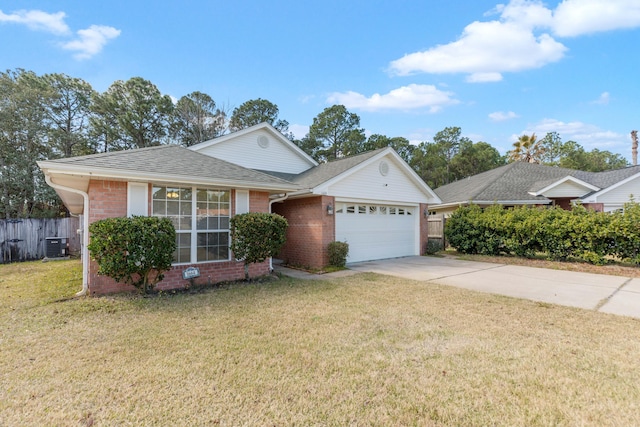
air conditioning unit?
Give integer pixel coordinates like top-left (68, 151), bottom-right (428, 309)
top-left (45, 237), bottom-right (68, 258)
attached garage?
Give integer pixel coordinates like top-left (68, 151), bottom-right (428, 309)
top-left (335, 202), bottom-right (418, 263)
top-left (269, 144), bottom-right (441, 269)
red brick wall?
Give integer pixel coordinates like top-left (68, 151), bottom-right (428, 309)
top-left (552, 198), bottom-right (573, 210)
top-left (86, 181), bottom-right (271, 295)
top-left (272, 195), bottom-right (335, 269)
top-left (88, 180), bottom-right (128, 222)
top-left (249, 190), bottom-right (269, 212)
top-left (419, 203), bottom-right (429, 254)
top-left (583, 203), bottom-right (604, 212)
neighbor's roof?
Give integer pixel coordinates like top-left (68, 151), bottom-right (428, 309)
top-left (433, 162), bottom-right (640, 206)
top-left (38, 144), bottom-right (299, 191)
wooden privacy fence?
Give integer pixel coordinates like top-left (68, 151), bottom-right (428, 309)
top-left (0, 217), bottom-right (81, 263)
top-left (427, 214), bottom-right (446, 249)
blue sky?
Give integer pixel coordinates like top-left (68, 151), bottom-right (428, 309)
top-left (2, 0), bottom-right (640, 160)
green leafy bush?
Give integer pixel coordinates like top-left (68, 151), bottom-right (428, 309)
top-left (88, 216), bottom-right (176, 293)
top-left (445, 202), bottom-right (640, 265)
top-left (328, 241), bottom-right (349, 267)
top-left (424, 239), bottom-right (443, 255)
top-left (230, 212), bottom-right (288, 279)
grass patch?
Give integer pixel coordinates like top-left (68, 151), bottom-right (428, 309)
top-left (447, 250), bottom-right (640, 278)
top-left (2, 259), bottom-right (640, 425)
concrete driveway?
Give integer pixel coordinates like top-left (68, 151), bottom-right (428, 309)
top-left (346, 256), bottom-right (640, 319)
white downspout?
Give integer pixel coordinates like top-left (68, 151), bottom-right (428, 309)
top-left (268, 193), bottom-right (289, 271)
top-left (45, 175), bottom-right (90, 296)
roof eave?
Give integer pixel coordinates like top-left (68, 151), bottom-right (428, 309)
top-left (39, 163), bottom-right (300, 193)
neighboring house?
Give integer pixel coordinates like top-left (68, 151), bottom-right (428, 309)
top-left (430, 161), bottom-right (640, 216)
top-left (39, 123), bottom-right (440, 295)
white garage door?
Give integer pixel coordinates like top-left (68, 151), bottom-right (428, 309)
top-left (335, 202), bottom-right (417, 263)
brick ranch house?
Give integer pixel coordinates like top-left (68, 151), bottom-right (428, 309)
top-left (39, 123), bottom-right (440, 295)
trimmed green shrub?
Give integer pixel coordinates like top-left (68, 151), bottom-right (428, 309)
top-left (328, 241), bottom-right (349, 267)
top-left (88, 216), bottom-right (176, 294)
top-left (445, 204), bottom-right (484, 254)
top-left (230, 212), bottom-right (288, 280)
top-left (444, 202), bottom-right (640, 265)
top-left (424, 239), bottom-right (443, 255)
top-left (610, 202), bottom-right (640, 264)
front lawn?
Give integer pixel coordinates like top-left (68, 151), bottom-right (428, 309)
top-left (2, 259), bottom-right (640, 426)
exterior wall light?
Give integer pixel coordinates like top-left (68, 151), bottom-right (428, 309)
top-left (327, 203), bottom-right (334, 215)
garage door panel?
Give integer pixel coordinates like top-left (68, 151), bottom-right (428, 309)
top-left (335, 202), bottom-right (416, 263)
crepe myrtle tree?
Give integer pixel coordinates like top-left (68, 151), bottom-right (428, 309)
top-left (88, 216), bottom-right (176, 294)
top-left (230, 212), bottom-right (288, 280)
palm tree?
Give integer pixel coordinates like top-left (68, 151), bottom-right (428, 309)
top-left (508, 133), bottom-right (544, 163)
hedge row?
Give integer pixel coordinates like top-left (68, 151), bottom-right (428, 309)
top-left (445, 203), bottom-right (640, 265)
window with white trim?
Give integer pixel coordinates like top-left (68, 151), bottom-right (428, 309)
top-left (152, 186), bottom-right (230, 264)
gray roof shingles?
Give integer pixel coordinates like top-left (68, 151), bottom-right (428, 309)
top-left (259, 148), bottom-right (387, 189)
top-left (433, 162), bottom-right (640, 205)
top-left (44, 144), bottom-right (297, 188)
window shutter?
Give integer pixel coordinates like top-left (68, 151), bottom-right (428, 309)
top-left (127, 182), bottom-right (148, 217)
top-left (236, 190), bottom-right (249, 214)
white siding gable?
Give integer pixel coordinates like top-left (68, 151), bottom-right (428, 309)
top-left (323, 155), bottom-right (432, 204)
top-left (588, 175), bottom-right (640, 205)
top-left (542, 180), bottom-right (593, 198)
top-left (195, 128), bottom-right (313, 174)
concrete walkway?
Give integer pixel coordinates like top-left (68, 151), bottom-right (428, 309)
top-left (274, 256), bottom-right (640, 319)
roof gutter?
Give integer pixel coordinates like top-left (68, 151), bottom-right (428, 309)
top-left (44, 175), bottom-right (90, 296)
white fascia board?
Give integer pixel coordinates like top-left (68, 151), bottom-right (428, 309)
top-left (530, 176), bottom-right (600, 197)
top-left (334, 197), bottom-right (420, 207)
top-left (39, 164), bottom-right (299, 193)
top-left (189, 122), bottom-right (318, 167)
top-left (312, 148), bottom-right (442, 203)
top-left (583, 171), bottom-right (640, 202)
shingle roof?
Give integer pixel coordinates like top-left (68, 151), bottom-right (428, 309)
top-left (283, 148), bottom-right (387, 188)
top-left (41, 144), bottom-right (297, 188)
top-left (433, 162), bottom-right (640, 205)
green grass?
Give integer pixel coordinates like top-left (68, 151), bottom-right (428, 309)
top-left (2, 259), bottom-right (640, 426)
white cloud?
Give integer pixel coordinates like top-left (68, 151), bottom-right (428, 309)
top-left (0, 9), bottom-right (69, 34)
top-left (591, 92), bottom-right (610, 105)
top-left (388, 0), bottom-right (640, 82)
top-left (467, 72), bottom-right (503, 83)
top-left (389, 10), bottom-right (566, 81)
top-left (553, 0), bottom-right (640, 37)
top-left (489, 111), bottom-right (519, 121)
top-left (0, 9), bottom-right (120, 60)
top-left (525, 118), bottom-right (626, 150)
top-left (61, 25), bottom-right (121, 60)
top-left (327, 84), bottom-right (458, 112)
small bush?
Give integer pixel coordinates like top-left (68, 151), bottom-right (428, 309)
top-left (88, 216), bottom-right (176, 294)
top-left (230, 212), bottom-right (288, 280)
top-left (328, 241), bottom-right (349, 267)
top-left (424, 239), bottom-right (443, 255)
